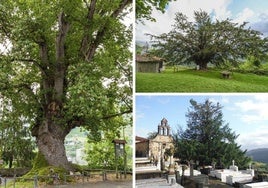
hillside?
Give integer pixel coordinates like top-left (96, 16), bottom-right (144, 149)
top-left (247, 148), bottom-right (268, 163)
top-left (136, 68), bottom-right (268, 92)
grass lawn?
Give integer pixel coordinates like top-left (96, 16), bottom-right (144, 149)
top-left (136, 67), bottom-right (268, 92)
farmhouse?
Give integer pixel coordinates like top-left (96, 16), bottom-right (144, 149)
top-left (136, 54), bottom-right (165, 73)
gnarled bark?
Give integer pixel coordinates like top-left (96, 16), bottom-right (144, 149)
top-left (34, 119), bottom-right (71, 170)
top-left (29, 1), bottom-right (131, 171)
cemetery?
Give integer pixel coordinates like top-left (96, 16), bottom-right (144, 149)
top-left (209, 160), bottom-right (255, 186)
top-left (135, 118), bottom-right (268, 188)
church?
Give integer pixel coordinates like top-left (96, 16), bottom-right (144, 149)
top-left (136, 118), bottom-right (174, 169)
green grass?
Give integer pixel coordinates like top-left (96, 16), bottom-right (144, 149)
top-left (136, 67), bottom-right (268, 92)
top-left (6, 181), bottom-right (34, 188)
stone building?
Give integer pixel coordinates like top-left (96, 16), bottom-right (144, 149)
top-left (136, 118), bottom-right (174, 169)
top-left (149, 118), bottom-right (174, 161)
top-left (136, 54), bottom-right (165, 73)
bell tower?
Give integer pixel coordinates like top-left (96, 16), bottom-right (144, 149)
top-left (158, 118), bottom-right (171, 136)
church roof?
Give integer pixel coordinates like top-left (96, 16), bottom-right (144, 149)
top-left (135, 136), bottom-right (149, 143)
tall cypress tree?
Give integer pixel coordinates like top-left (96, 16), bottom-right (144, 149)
top-left (174, 99), bottom-right (251, 169)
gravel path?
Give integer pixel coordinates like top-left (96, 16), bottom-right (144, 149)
top-left (45, 180), bottom-right (133, 188)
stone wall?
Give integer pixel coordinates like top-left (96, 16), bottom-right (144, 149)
top-left (136, 141), bottom-right (149, 157)
top-left (0, 168), bottom-right (30, 177)
top-left (149, 134), bottom-right (173, 160)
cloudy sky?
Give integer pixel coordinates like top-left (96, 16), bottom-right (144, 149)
top-left (135, 94), bottom-right (268, 151)
top-left (136, 0), bottom-right (268, 42)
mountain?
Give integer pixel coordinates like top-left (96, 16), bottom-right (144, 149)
top-left (247, 148), bottom-right (268, 163)
top-left (136, 40), bottom-right (147, 47)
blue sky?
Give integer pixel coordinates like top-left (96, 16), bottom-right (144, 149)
top-left (136, 0), bottom-right (268, 41)
top-left (135, 94), bottom-right (268, 151)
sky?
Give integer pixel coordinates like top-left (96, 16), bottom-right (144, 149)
top-left (135, 94), bottom-right (268, 151)
top-left (136, 0), bottom-right (268, 42)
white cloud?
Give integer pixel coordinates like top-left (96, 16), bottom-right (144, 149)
top-left (234, 96), bottom-right (268, 123)
top-left (238, 129), bottom-right (268, 150)
top-left (233, 8), bottom-right (255, 24)
top-left (136, 0), bottom-right (232, 41)
top-left (248, 9), bottom-right (268, 36)
top-left (207, 96), bottom-right (230, 106)
top-left (222, 97), bottom-right (230, 104)
top-left (157, 98), bottom-right (171, 105)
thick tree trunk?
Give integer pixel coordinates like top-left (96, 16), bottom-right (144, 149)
top-left (31, 11), bottom-right (72, 171)
top-left (199, 63), bottom-right (208, 70)
top-left (34, 118), bottom-right (71, 170)
top-left (196, 61), bottom-right (208, 70)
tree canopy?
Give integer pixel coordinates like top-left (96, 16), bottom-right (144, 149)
top-left (136, 0), bottom-right (174, 22)
top-left (0, 0), bottom-right (132, 171)
top-left (0, 96), bottom-right (35, 168)
top-left (151, 10), bottom-right (268, 70)
top-left (174, 99), bottom-right (251, 169)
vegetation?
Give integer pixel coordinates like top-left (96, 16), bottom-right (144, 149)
top-left (0, 0), bottom-right (132, 171)
top-left (0, 101), bottom-right (35, 168)
top-left (147, 131), bottom-right (158, 139)
top-left (173, 99), bottom-right (251, 169)
top-left (136, 66), bottom-right (268, 92)
top-left (136, 0), bottom-right (175, 22)
top-left (150, 10), bottom-right (268, 70)
top-left (252, 161), bottom-right (268, 171)
top-left (86, 123), bottom-right (132, 171)
top-left (247, 148), bottom-right (268, 164)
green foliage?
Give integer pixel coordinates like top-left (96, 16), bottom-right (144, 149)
top-left (86, 120), bottom-right (132, 171)
top-left (136, 67), bottom-right (268, 92)
top-left (0, 0), bottom-right (132, 168)
top-left (240, 56), bottom-right (260, 70)
top-left (252, 161), bottom-right (268, 171)
top-left (136, 0), bottom-right (174, 22)
top-left (0, 96), bottom-right (36, 168)
top-left (136, 44), bottom-right (144, 55)
top-left (173, 99), bottom-right (251, 168)
top-left (147, 131), bottom-right (158, 139)
top-left (151, 10), bottom-right (268, 70)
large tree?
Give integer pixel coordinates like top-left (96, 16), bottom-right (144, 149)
top-left (151, 10), bottom-right (268, 70)
top-left (174, 99), bottom-right (251, 168)
top-left (0, 0), bottom-right (132, 171)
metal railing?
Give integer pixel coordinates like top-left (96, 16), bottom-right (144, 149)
top-left (0, 169), bottom-right (132, 188)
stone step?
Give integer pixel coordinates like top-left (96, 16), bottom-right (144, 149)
top-left (136, 178), bottom-right (184, 188)
top-left (136, 178), bottom-right (167, 185)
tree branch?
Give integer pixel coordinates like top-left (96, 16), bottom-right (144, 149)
top-left (87, 0), bottom-right (97, 20)
top-left (83, 0), bottom-right (132, 62)
top-left (54, 12), bottom-right (70, 102)
top-left (101, 109), bottom-right (132, 120)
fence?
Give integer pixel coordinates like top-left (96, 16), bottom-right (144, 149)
top-left (0, 169), bottom-right (132, 188)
